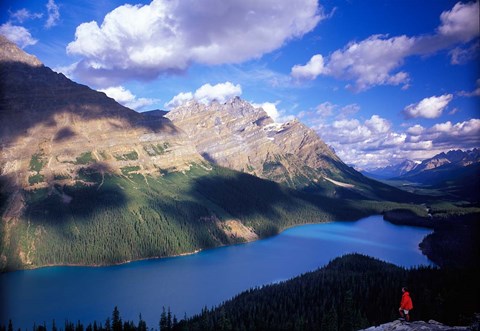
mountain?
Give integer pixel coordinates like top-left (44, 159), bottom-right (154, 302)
top-left (165, 98), bottom-right (415, 201)
top-left (401, 149), bottom-right (480, 178)
top-left (0, 35), bottom-right (421, 271)
top-left (363, 159), bottom-right (419, 179)
top-left (395, 149), bottom-right (480, 201)
top-left (165, 98), bottom-right (343, 186)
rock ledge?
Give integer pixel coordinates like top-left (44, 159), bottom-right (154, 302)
top-left (359, 319), bottom-right (470, 331)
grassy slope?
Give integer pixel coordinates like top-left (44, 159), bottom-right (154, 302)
top-left (2, 165), bottom-right (427, 271)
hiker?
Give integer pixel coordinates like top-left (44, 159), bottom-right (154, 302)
top-left (399, 287), bottom-right (413, 321)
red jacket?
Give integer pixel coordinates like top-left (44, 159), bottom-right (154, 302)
top-left (400, 291), bottom-right (413, 310)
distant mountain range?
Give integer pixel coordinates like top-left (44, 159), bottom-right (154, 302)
top-left (364, 149), bottom-right (479, 179)
top-left (363, 160), bottom-right (419, 179)
top-left (0, 35), bottom-right (418, 271)
top-left (363, 149), bottom-right (480, 201)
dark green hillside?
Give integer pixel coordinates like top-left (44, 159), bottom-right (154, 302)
top-left (179, 254), bottom-right (480, 331)
top-left (1, 164), bottom-right (426, 271)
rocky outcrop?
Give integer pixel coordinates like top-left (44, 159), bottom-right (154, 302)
top-left (166, 97), bottom-right (357, 188)
top-left (359, 319), bottom-right (470, 331)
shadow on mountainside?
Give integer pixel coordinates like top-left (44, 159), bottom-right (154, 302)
top-left (187, 168), bottom-right (385, 230)
top-left (0, 62), bottom-right (178, 146)
top-left (23, 164), bottom-right (128, 225)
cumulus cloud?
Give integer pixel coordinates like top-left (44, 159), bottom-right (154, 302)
top-left (164, 92), bottom-right (194, 110)
top-left (403, 94), bottom-right (453, 119)
top-left (365, 115), bottom-right (391, 133)
top-left (67, 0), bottom-right (323, 85)
top-left (437, 1), bottom-right (480, 42)
top-left (291, 1), bottom-right (480, 91)
top-left (309, 104), bottom-right (480, 168)
top-left (0, 22), bottom-right (37, 48)
top-left (99, 86), bottom-right (158, 111)
top-left (164, 82), bottom-right (242, 109)
top-left (45, 0), bottom-right (60, 29)
top-left (252, 101), bottom-right (295, 123)
top-left (194, 82), bottom-right (242, 105)
top-left (406, 124), bottom-right (425, 136)
top-left (291, 54), bottom-right (326, 80)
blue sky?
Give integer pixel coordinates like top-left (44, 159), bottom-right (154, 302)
top-left (1, 0), bottom-right (479, 169)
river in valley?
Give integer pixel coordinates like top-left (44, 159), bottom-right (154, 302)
top-left (0, 215), bottom-right (434, 329)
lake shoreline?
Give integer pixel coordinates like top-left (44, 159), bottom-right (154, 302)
top-left (7, 213), bottom-right (436, 273)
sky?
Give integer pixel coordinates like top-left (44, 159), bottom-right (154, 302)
top-left (1, 0), bottom-right (479, 169)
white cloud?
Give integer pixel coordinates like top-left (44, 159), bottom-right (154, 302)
top-left (365, 115), bottom-right (391, 133)
top-left (449, 42), bottom-right (479, 64)
top-left (164, 92), bottom-right (194, 110)
top-left (291, 54), bottom-right (326, 81)
top-left (316, 101), bottom-right (336, 117)
top-left (67, 0), bottom-right (323, 85)
top-left (10, 9), bottom-right (43, 23)
top-left (290, 1), bottom-right (480, 91)
top-left (0, 22), bottom-right (37, 48)
top-left (99, 86), bottom-right (158, 111)
top-left (194, 82), bottom-right (242, 105)
top-left (164, 82), bottom-right (242, 109)
top-left (437, 1), bottom-right (480, 42)
top-left (252, 101), bottom-right (295, 123)
top-left (292, 34), bottom-right (414, 90)
top-left (406, 124), bottom-right (425, 136)
top-left (403, 94), bottom-right (453, 119)
top-left (310, 104), bottom-right (480, 168)
top-left (45, 0), bottom-right (60, 29)
top-left (52, 62), bottom-right (79, 79)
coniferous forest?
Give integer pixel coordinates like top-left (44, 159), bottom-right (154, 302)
top-left (2, 254), bottom-right (479, 331)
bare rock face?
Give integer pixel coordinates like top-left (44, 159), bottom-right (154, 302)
top-left (359, 319), bottom-right (470, 331)
top-left (166, 97), bottom-right (352, 187)
top-left (0, 35), bottom-right (42, 67)
top-left (0, 36), bottom-right (203, 220)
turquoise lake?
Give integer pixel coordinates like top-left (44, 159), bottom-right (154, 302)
top-left (0, 215), bottom-right (433, 329)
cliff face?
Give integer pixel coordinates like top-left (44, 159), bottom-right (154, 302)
top-left (166, 97), bottom-right (355, 188)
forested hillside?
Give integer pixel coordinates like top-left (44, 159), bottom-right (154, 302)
top-left (1, 164), bottom-right (427, 271)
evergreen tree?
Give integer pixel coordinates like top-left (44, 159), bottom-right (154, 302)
top-left (112, 307), bottom-right (122, 331)
top-left (137, 314), bottom-right (147, 331)
top-left (321, 306), bottom-right (338, 331)
top-left (159, 307), bottom-right (167, 331)
top-left (105, 317), bottom-right (111, 331)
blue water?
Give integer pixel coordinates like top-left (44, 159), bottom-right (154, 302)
top-left (0, 216), bottom-right (433, 329)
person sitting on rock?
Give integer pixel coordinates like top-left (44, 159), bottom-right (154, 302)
top-left (399, 287), bottom-right (413, 321)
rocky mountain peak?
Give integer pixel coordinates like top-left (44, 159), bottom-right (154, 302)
top-left (0, 35), bottom-right (42, 67)
top-left (166, 97), bottom-right (354, 189)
